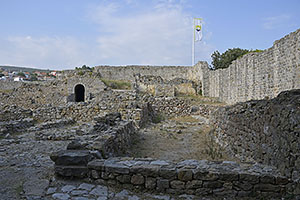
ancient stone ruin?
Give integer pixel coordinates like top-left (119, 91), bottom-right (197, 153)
top-left (0, 29), bottom-right (299, 199)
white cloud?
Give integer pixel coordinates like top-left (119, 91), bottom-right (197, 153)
top-left (0, 36), bottom-right (91, 69)
top-left (262, 14), bottom-right (291, 30)
top-left (89, 0), bottom-right (214, 66)
top-left (0, 0), bottom-right (215, 69)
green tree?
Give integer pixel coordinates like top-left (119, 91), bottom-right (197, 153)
top-left (75, 65), bottom-right (92, 71)
top-left (211, 48), bottom-right (249, 70)
top-left (17, 72), bottom-right (26, 77)
top-left (29, 74), bottom-right (38, 81)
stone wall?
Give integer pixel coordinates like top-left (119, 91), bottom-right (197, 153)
top-left (94, 63), bottom-right (208, 83)
top-left (0, 118), bottom-right (35, 137)
top-left (135, 74), bottom-right (200, 97)
top-left (210, 89), bottom-right (300, 181)
top-left (52, 156), bottom-right (300, 198)
top-left (202, 28), bottom-right (300, 104)
top-left (58, 70), bottom-right (106, 102)
top-left (0, 81), bottom-right (23, 91)
top-left (0, 104), bottom-right (33, 122)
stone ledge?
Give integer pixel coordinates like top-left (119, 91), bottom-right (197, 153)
top-left (83, 158), bottom-right (298, 198)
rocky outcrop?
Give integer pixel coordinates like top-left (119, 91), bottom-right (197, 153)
top-left (211, 89), bottom-right (300, 180)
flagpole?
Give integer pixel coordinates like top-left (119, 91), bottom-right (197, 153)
top-left (192, 18), bottom-right (195, 66)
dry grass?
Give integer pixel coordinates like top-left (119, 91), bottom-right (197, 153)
top-left (169, 115), bottom-right (200, 123)
top-left (128, 119), bottom-right (237, 162)
top-left (177, 94), bottom-right (225, 106)
top-left (100, 78), bottom-right (131, 90)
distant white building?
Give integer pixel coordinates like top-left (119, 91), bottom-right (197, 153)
top-left (14, 77), bottom-right (23, 82)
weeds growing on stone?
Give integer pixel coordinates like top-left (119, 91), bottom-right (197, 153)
top-left (100, 78), bottom-right (131, 90)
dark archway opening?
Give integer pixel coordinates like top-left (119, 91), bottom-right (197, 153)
top-left (75, 84), bottom-right (85, 102)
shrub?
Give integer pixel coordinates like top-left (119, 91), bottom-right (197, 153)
top-left (211, 48), bottom-right (264, 70)
top-left (211, 48), bottom-right (249, 70)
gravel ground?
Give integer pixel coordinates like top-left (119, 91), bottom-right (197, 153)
top-left (0, 122), bottom-right (223, 200)
top-left (128, 115), bottom-right (234, 162)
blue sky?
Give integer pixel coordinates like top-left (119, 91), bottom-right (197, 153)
top-left (0, 0), bottom-right (299, 70)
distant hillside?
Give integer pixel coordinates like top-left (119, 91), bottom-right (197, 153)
top-left (0, 65), bottom-right (52, 73)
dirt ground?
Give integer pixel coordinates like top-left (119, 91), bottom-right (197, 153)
top-left (128, 115), bottom-right (236, 162)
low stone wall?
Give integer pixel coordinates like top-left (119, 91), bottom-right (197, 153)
top-left (52, 156), bottom-right (299, 198)
top-left (140, 94), bottom-right (219, 118)
top-left (0, 104), bottom-right (33, 122)
top-left (89, 113), bottom-right (137, 157)
top-left (0, 118), bottom-right (35, 136)
top-left (135, 74), bottom-right (200, 97)
top-left (210, 89), bottom-right (300, 181)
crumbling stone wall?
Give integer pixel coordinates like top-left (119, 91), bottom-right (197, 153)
top-left (202, 28), bottom-right (300, 104)
top-left (210, 89), bottom-right (300, 180)
top-left (58, 70), bottom-right (106, 102)
top-left (0, 118), bottom-right (34, 137)
top-left (0, 104), bottom-right (33, 122)
top-left (135, 74), bottom-right (200, 97)
top-left (94, 63), bottom-right (208, 84)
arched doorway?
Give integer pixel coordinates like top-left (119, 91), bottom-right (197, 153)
top-left (75, 84), bottom-right (85, 102)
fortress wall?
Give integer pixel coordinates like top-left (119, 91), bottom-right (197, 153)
top-left (204, 29), bottom-right (300, 104)
top-left (94, 62), bottom-right (209, 83)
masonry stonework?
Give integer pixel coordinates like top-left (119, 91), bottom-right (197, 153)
top-left (201, 28), bottom-right (300, 104)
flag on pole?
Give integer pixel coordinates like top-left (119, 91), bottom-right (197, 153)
top-left (194, 18), bottom-right (203, 41)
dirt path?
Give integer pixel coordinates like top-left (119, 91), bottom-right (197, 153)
top-left (129, 115), bottom-right (235, 162)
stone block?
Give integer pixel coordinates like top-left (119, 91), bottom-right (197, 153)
top-left (186, 180), bottom-right (203, 189)
top-left (91, 170), bottom-right (100, 179)
top-left (54, 165), bottom-right (88, 178)
top-left (254, 183), bottom-right (281, 192)
top-left (239, 173), bottom-right (259, 184)
top-left (116, 175), bottom-right (131, 184)
top-left (101, 172), bottom-right (110, 180)
top-left (145, 177), bottom-right (156, 189)
top-left (51, 150), bottom-right (94, 166)
top-left (218, 172), bottom-right (239, 181)
top-left (213, 188), bottom-right (237, 197)
top-left (130, 164), bottom-right (160, 176)
top-left (194, 170), bottom-right (218, 181)
top-left (178, 169), bottom-right (193, 181)
top-left (157, 179), bottom-right (170, 191)
top-left (260, 175), bottom-right (275, 184)
top-left (195, 188), bottom-right (212, 195)
top-left (105, 163), bottom-right (130, 174)
top-left (131, 174), bottom-right (145, 185)
top-left (159, 167), bottom-right (177, 180)
top-left (203, 181), bottom-right (223, 189)
top-left (170, 180), bottom-right (185, 189)
top-left (233, 181), bottom-right (253, 191)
